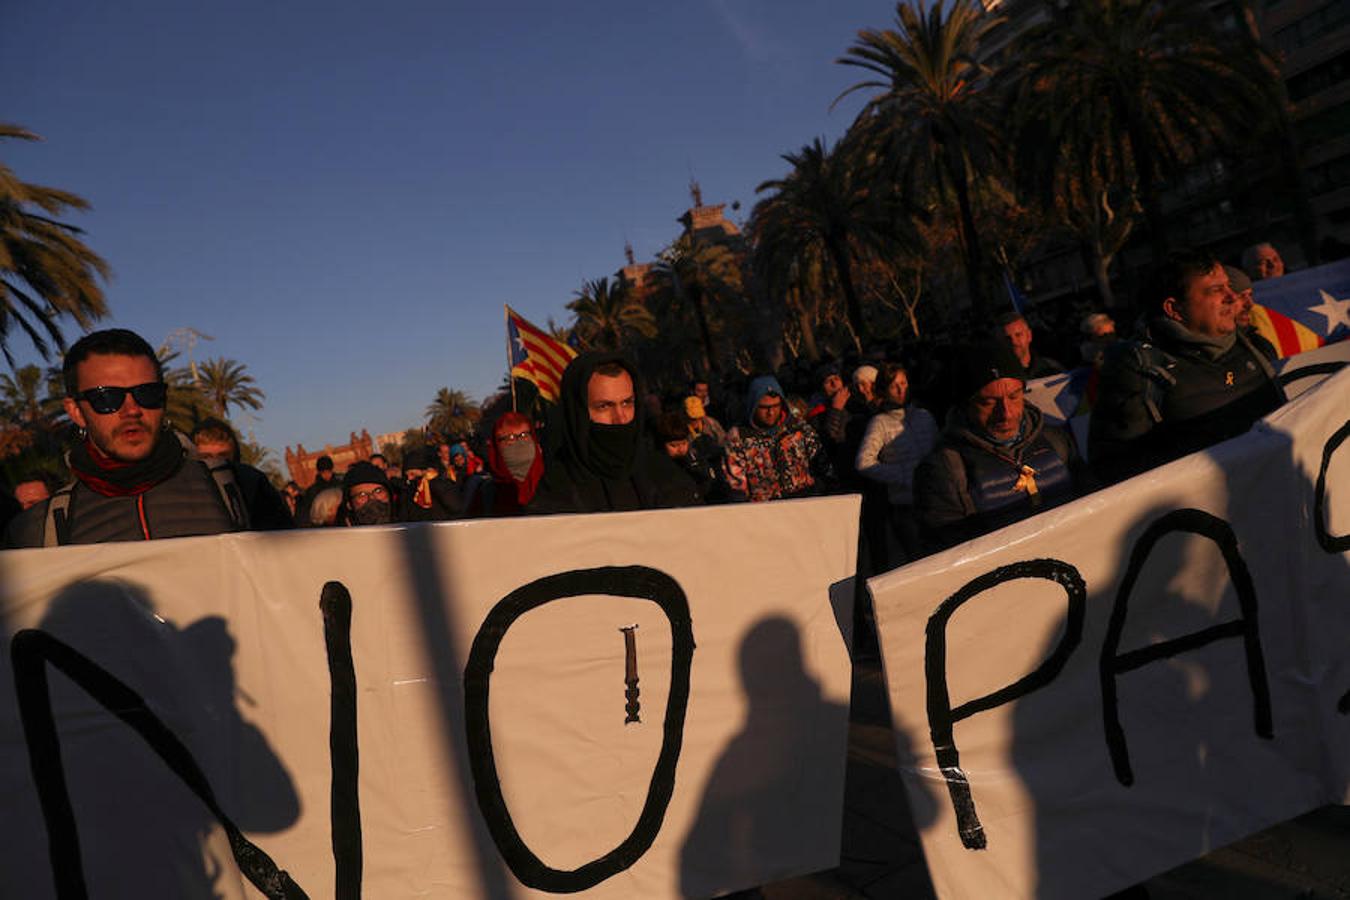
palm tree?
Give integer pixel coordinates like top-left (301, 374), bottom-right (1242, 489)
top-left (649, 234), bottom-right (744, 374)
top-left (0, 364), bottom-right (60, 426)
top-left (837, 0), bottom-right (1004, 321)
top-left (566, 277), bottom-right (656, 352)
top-left (426, 387), bottom-right (479, 437)
top-left (197, 357), bottom-right (265, 419)
top-left (0, 124), bottom-right (110, 364)
top-left (1008, 0), bottom-right (1282, 263)
top-left (751, 137), bottom-right (887, 350)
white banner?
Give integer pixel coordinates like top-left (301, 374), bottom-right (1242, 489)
top-left (0, 496), bottom-right (859, 899)
top-left (870, 368), bottom-right (1350, 898)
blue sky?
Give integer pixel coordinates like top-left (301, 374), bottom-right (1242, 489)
top-left (3, 0), bottom-right (883, 462)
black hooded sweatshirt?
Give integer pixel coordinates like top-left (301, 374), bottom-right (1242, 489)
top-left (528, 351), bottom-right (700, 514)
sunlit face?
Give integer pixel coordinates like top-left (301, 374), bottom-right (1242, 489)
top-left (1002, 319), bottom-right (1033, 366)
top-left (854, 377), bottom-right (875, 403)
top-left (753, 393), bottom-right (785, 428)
top-left (194, 438), bottom-right (233, 463)
top-left (692, 382), bottom-right (709, 405)
top-left (587, 370), bottom-right (636, 425)
top-left (968, 377), bottom-right (1025, 442)
top-left (886, 371), bottom-right (908, 406)
top-left (1165, 264), bottom-right (1237, 339)
top-left (1254, 246), bottom-right (1284, 280)
top-left (13, 480), bottom-right (49, 510)
top-left (63, 353), bottom-right (165, 463)
top-left (663, 438), bottom-right (689, 459)
top-left (822, 373), bottom-right (844, 397)
top-left (1091, 319), bottom-right (1116, 339)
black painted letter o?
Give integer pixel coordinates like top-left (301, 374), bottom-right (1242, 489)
top-left (1315, 420), bottom-right (1350, 554)
top-left (463, 566), bottom-right (695, 893)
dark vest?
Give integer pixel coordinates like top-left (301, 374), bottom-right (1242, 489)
top-left (962, 433), bottom-right (1074, 529)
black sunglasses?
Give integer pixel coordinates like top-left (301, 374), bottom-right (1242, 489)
top-left (75, 382), bottom-right (167, 414)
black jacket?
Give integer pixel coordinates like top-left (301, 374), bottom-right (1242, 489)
top-left (1088, 321), bottom-right (1284, 484)
top-left (529, 351), bottom-right (700, 514)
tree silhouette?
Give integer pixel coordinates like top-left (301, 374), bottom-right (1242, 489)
top-left (0, 124), bottom-right (110, 365)
top-left (838, 0), bottom-right (1004, 322)
top-left (197, 357), bottom-right (264, 419)
top-left (1007, 0), bottom-right (1282, 263)
top-left (426, 387), bottom-right (479, 438)
top-left (567, 276), bottom-right (656, 352)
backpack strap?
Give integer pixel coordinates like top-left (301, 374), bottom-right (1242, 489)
top-left (1129, 341), bottom-right (1177, 425)
top-left (205, 460), bottom-right (250, 530)
top-left (42, 484), bottom-right (76, 548)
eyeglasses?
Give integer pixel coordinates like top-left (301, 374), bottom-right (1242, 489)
top-left (497, 430), bottom-right (533, 444)
top-left (75, 382), bottom-right (167, 414)
top-left (350, 486), bottom-right (390, 506)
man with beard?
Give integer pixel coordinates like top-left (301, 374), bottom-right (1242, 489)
top-left (342, 461), bottom-right (395, 526)
top-left (6, 329), bottom-right (248, 547)
top-left (528, 351), bottom-right (699, 514)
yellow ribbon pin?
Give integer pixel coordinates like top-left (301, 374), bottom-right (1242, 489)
top-left (1225, 371), bottom-right (1235, 386)
top-left (1014, 465), bottom-right (1039, 496)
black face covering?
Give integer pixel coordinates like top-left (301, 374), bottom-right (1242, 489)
top-left (586, 421), bottom-right (639, 479)
top-left (351, 499), bottom-right (392, 526)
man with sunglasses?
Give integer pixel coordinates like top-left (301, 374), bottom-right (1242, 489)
top-left (6, 329), bottom-right (247, 547)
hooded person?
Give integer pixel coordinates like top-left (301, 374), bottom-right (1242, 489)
top-left (398, 446), bottom-right (462, 522)
top-left (722, 374), bottom-right (833, 502)
top-left (913, 343), bottom-right (1089, 553)
top-left (527, 351), bottom-right (700, 514)
top-left (468, 411), bottom-right (546, 517)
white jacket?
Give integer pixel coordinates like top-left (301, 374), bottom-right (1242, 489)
top-left (855, 406), bottom-right (939, 505)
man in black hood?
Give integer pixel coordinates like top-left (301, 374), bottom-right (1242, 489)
top-left (529, 351), bottom-right (700, 514)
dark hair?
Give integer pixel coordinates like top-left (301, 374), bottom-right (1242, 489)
top-left (654, 410), bottom-right (690, 443)
top-left (993, 311), bottom-right (1026, 330)
top-left (316, 455), bottom-right (335, 471)
top-left (594, 361), bottom-right (628, 378)
top-left (63, 328), bottom-right (163, 395)
top-left (1140, 250), bottom-right (1222, 317)
top-left (369, 453), bottom-right (386, 465)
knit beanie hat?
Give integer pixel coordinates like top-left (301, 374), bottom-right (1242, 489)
top-left (954, 342), bottom-right (1026, 400)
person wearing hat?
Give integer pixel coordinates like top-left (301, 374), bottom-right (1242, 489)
top-left (913, 343), bottom-right (1087, 553)
top-left (683, 394), bottom-right (726, 447)
top-left (343, 461), bottom-right (395, 526)
top-left (1089, 251), bottom-right (1284, 485)
top-left (1223, 264), bottom-right (1278, 361)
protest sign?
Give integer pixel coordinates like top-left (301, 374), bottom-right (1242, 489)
top-left (0, 496), bottom-right (858, 899)
top-left (870, 368), bottom-right (1350, 899)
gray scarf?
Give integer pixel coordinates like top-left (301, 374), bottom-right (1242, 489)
top-left (1150, 317), bottom-right (1237, 361)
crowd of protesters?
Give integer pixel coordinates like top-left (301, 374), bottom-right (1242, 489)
top-left (0, 242), bottom-right (1302, 581)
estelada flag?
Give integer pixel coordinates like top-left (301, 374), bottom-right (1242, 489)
top-left (507, 305), bottom-right (577, 401)
top-left (1250, 258), bottom-right (1350, 359)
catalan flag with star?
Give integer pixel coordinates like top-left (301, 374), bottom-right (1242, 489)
top-left (506, 305), bottom-right (577, 401)
top-left (1249, 258), bottom-right (1350, 359)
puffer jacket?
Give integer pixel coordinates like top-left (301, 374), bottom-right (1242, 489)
top-left (914, 404), bottom-right (1085, 552)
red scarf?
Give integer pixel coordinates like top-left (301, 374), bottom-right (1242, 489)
top-left (68, 433), bottom-right (184, 497)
